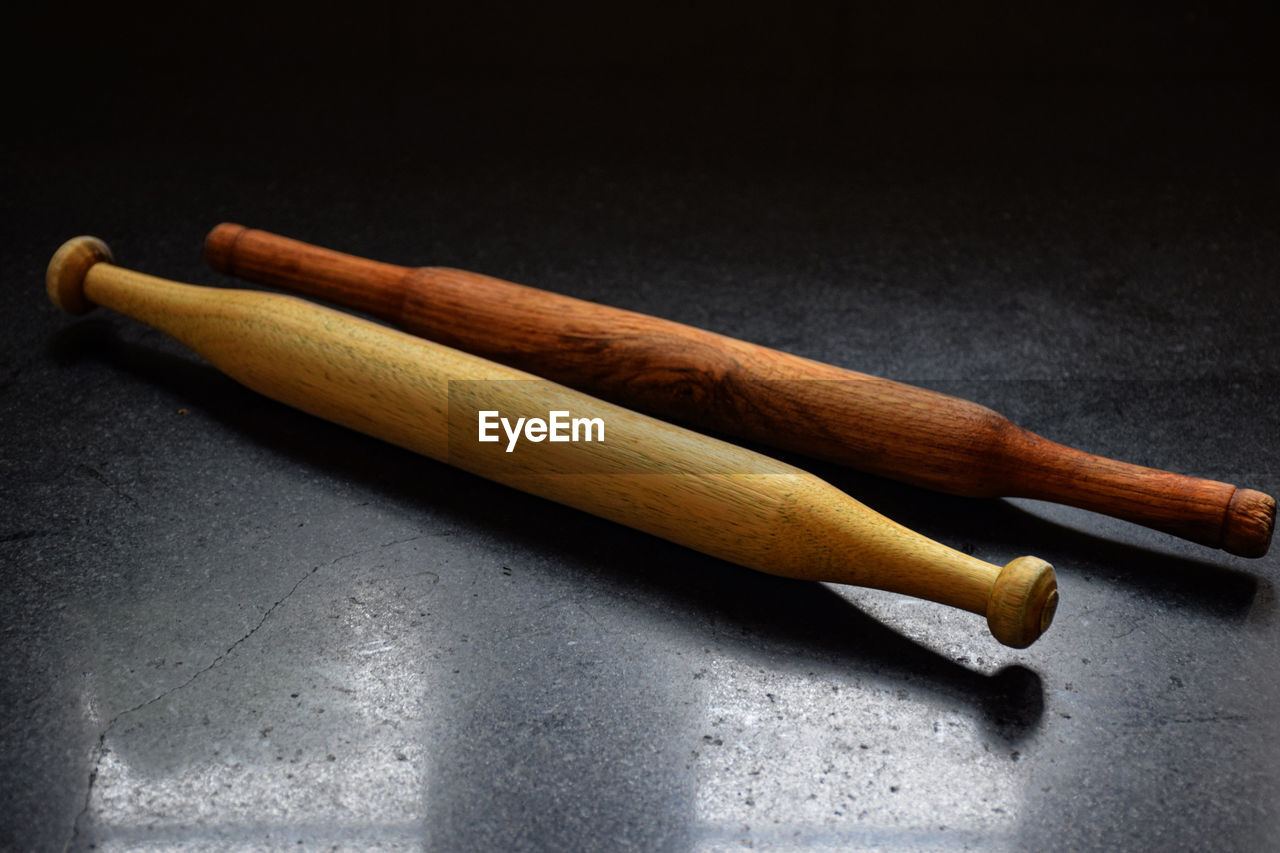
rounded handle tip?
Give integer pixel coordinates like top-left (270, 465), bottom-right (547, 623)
top-left (987, 556), bottom-right (1058, 648)
top-left (1221, 488), bottom-right (1275, 558)
top-left (47, 236), bottom-right (113, 315)
top-left (205, 222), bottom-right (247, 275)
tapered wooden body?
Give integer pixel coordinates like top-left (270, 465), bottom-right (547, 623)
top-left (204, 224), bottom-right (1274, 557)
top-left (48, 236), bottom-right (1058, 647)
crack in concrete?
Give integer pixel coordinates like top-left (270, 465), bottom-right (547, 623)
top-left (73, 464), bottom-right (139, 507)
top-left (380, 534), bottom-right (425, 548)
top-left (62, 560), bottom-right (326, 852)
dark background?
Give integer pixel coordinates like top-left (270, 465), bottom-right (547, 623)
top-left (3, 3), bottom-right (1278, 850)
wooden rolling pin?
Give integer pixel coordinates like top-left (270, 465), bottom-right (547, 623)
top-left (204, 224), bottom-right (1275, 558)
top-left (48, 235), bottom-right (1059, 647)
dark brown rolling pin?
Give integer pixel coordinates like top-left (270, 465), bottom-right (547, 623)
top-left (205, 223), bottom-right (1275, 558)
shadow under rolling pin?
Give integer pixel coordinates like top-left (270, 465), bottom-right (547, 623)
top-left (48, 236), bottom-right (1058, 647)
top-left (204, 224), bottom-right (1275, 558)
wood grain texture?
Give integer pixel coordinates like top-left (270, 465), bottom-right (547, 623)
top-left (205, 223), bottom-right (1275, 557)
top-left (47, 235), bottom-right (1060, 647)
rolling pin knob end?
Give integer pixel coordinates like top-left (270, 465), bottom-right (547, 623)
top-left (987, 556), bottom-right (1058, 648)
top-left (204, 222), bottom-right (247, 275)
top-left (1221, 488), bottom-right (1275, 558)
top-left (47, 236), bottom-right (112, 315)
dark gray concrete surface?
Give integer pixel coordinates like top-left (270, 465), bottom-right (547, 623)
top-left (3, 4), bottom-right (1278, 851)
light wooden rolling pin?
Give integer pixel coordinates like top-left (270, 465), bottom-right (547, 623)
top-left (203, 224), bottom-right (1275, 558)
top-left (48, 236), bottom-right (1058, 647)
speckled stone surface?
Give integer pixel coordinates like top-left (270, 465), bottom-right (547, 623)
top-left (3, 5), bottom-right (1278, 851)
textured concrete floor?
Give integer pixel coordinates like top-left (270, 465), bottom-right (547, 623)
top-left (4, 6), bottom-right (1279, 851)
